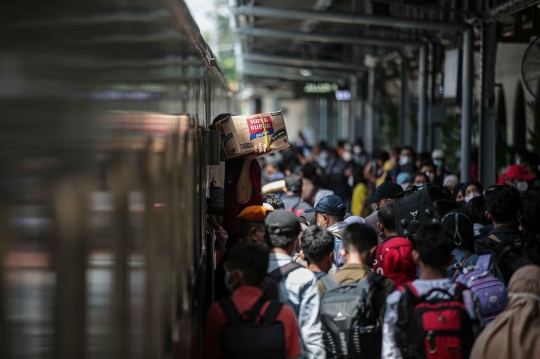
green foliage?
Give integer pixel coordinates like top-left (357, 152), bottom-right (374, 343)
top-left (212, 0), bottom-right (238, 86)
top-left (383, 102), bottom-right (399, 149)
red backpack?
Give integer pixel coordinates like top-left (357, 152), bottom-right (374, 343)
top-left (395, 283), bottom-right (482, 359)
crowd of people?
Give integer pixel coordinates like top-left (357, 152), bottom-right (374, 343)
top-left (205, 118), bottom-right (540, 359)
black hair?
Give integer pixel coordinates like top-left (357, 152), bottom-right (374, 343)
top-left (238, 221), bottom-right (265, 240)
top-left (301, 226), bottom-right (334, 264)
top-left (520, 190), bottom-right (540, 235)
top-left (420, 161), bottom-right (436, 170)
top-left (378, 202), bottom-right (396, 232)
top-left (372, 149), bottom-right (389, 163)
top-left (466, 196), bottom-right (490, 225)
top-left (342, 223), bottom-right (378, 254)
top-left (417, 152), bottom-right (432, 163)
top-left (413, 172), bottom-right (430, 184)
top-left (227, 243), bottom-right (269, 286)
top-left (462, 181), bottom-right (483, 196)
top-left (441, 210), bottom-right (475, 252)
top-left (401, 146), bottom-right (416, 159)
top-left (262, 194), bottom-right (285, 210)
top-left (415, 224), bottom-right (454, 269)
top-left (265, 229), bottom-right (298, 249)
top-left (484, 185), bottom-right (523, 224)
top-left (285, 174), bottom-right (302, 194)
top-left (212, 113), bottom-right (235, 124)
top-left (452, 183), bottom-right (464, 200)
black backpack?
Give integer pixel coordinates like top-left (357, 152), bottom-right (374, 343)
top-left (260, 262), bottom-right (302, 301)
top-left (219, 296), bottom-right (286, 359)
top-left (395, 283), bottom-right (481, 359)
top-left (319, 272), bottom-right (386, 359)
top-left (394, 185), bottom-right (455, 239)
top-left (475, 234), bottom-right (531, 284)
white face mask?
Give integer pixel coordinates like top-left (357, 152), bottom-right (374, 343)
top-left (517, 181), bottom-right (529, 193)
top-left (464, 191), bottom-right (480, 203)
top-left (399, 155), bottom-right (410, 166)
top-left (401, 183), bottom-right (411, 191)
top-left (342, 151), bottom-right (352, 162)
top-left (348, 176), bottom-right (354, 187)
top-left (353, 146), bottom-right (361, 155)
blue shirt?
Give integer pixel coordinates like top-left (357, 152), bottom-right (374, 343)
top-left (268, 252), bottom-right (325, 359)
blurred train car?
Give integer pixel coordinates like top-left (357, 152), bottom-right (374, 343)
top-left (0, 1), bottom-right (233, 358)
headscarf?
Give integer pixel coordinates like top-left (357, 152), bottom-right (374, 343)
top-left (470, 265), bottom-right (540, 359)
top-left (461, 180), bottom-right (483, 196)
top-left (443, 174), bottom-right (459, 189)
top-left (396, 172), bottom-right (412, 185)
top-left (344, 216), bottom-right (366, 225)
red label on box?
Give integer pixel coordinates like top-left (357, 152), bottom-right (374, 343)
top-left (247, 116), bottom-right (274, 141)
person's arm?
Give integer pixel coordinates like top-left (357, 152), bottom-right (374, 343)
top-left (297, 275), bottom-right (326, 359)
top-left (237, 143), bottom-right (267, 204)
top-left (379, 278), bottom-right (396, 325)
top-left (381, 290), bottom-right (403, 359)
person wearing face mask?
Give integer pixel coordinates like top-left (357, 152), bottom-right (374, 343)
top-left (396, 172), bottom-right (412, 191)
top-left (352, 138), bottom-right (370, 168)
top-left (203, 243), bottom-right (302, 359)
top-left (462, 181), bottom-right (483, 203)
top-left (237, 205), bottom-right (271, 245)
top-left (304, 195), bottom-right (347, 270)
top-left (265, 210), bottom-right (325, 359)
top-left (398, 146), bottom-right (418, 175)
top-left (419, 161), bottom-right (437, 186)
top-left (412, 172), bottom-right (430, 186)
top-left (432, 149), bottom-right (450, 185)
top-left (499, 164), bottom-right (535, 193)
top-left (476, 185), bottom-right (530, 284)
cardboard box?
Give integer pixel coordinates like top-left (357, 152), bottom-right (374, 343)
top-left (215, 110), bottom-right (290, 161)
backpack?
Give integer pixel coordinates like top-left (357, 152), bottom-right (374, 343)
top-left (454, 255), bottom-right (508, 324)
top-left (260, 262), bottom-right (302, 301)
top-left (394, 185), bottom-right (451, 239)
top-left (395, 282), bottom-right (480, 359)
top-left (219, 296), bottom-right (286, 359)
top-left (475, 234), bottom-right (531, 284)
top-left (319, 272), bottom-right (386, 359)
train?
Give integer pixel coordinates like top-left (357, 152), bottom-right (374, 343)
top-left (0, 0), bottom-right (232, 358)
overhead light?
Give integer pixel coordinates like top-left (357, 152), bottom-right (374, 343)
top-left (299, 69), bottom-right (312, 77)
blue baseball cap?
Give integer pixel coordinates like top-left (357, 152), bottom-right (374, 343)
top-left (304, 195), bottom-right (346, 217)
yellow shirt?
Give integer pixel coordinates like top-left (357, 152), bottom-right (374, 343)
top-left (351, 182), bottom-right (369, 217)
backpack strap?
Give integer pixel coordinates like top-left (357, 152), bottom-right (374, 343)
top-left (243, 296), bottom-right (269, 323)
top-left (219, 297), bottom-right (242, 325)
top-left (475, 254), bottom-right (491, 272)
top-left (268, 262), bottom-right (302, 281)
top-left (320, 273), bottom-right (339, 291)
top-left (261, 300), bottom-right (283, 325)
top-left (451, 254), bottom-right (473, 281)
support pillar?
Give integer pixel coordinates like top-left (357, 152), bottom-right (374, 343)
top-left (400, 53), bottom-right (411, 146)
top-left (349, 74), bottom-right (358, 143)
top-left (417, 44), bottom-right (428, 153)
top-left (365, 67), bottom-right (375, 154)
top-left (480, 23), bottom-right (498, 187)
top-left (461, 27), bottom-right (474, 182)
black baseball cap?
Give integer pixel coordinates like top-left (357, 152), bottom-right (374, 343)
top-left (265, 210), bottom-right (301, 235)
top-left (304, 195), bottom-right (346, 217)
top-left (365, 182), bottom-right (403, 205)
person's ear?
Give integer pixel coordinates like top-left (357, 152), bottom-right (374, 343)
top-left (377, 222), bottom-right (384, 233)
top-left (412, 249), bottom-right (420, 265)
top-left (485, 211), bottom-right (492, 222)
top-left (247, 227), bottom-right (258, 242)
top-left (299, 249), bottom-right (305, 260)
top-left (339, 248), bottom-right (347, 258)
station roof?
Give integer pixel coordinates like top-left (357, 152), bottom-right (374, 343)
top-left (232, 0), bottom-right (540, 95)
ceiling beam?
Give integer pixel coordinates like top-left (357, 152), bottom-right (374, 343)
top-left (232, 5), bottom-right (468, 32)
top-left (235, 27), bottom-right (421, 47)
top-left (243, 53), bottom-right (366, 71)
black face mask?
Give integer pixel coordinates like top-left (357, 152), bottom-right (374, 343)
top-left (455, 200), bottom-right (465, 208)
